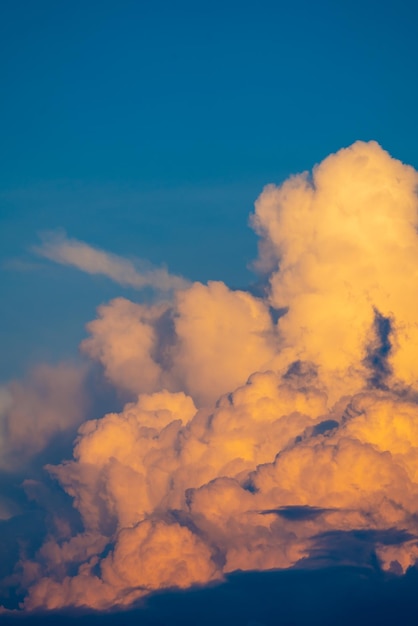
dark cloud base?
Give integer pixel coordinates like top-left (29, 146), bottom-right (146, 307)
top-left (2, 565), bottom-right (418, 626)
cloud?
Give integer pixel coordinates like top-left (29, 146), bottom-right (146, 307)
top-left (0, 363), bottom-right (89, 473)
top-left (5, 141), bottom-right (418, 612)
top-left (252, 140), bottom-right (418, 401)
top-left (33, 231), bottom-right (190, 293)
top-left (80, 282), bottom-right (279, 406)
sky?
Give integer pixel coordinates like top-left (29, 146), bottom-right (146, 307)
top-left (1, 0), bottom-right (418, 624)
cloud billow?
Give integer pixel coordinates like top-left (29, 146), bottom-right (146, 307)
top-left (4, 141), bottom-right (418, 612)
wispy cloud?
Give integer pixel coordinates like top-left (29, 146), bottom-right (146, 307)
top-left (33, 231), bottom-right (190, 292)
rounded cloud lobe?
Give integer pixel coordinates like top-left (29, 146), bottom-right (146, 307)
top-left (9, 141), bottom-right (418, 611)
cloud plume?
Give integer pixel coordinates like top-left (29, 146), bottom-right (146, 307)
top-left (33, 231), bottom-right (190, 292)
top-left (5, 141), bottom-right (418, 612)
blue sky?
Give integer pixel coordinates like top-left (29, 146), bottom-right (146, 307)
top-left (1, 0), bottom-right (417, 377)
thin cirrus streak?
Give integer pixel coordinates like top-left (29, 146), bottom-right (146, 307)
top-left (33, 231), bottom-right (190, 292)
top-left (4, 140), bottom-right (418, 612)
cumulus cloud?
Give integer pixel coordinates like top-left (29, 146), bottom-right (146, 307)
top-left (252, 140), bottom-right (418, 400)
top-left (33, 231), bottom-right (190, 292)
top-left (5, 141), bottom-right (418, 612)
top-left (80, 282), bottom-right (278, 406)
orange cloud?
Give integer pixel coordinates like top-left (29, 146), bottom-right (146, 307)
top-left (34, 231), bottom-right (189, 292)
top-left (253, 140), bottom-right (418, 400)
top-left (8, 141), bottom-right (418, 611)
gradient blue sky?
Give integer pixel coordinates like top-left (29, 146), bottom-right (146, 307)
top-left (1, 0), bottom-right (417, 380)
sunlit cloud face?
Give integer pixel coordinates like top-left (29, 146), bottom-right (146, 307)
top-left (5, 141), bottom-right (418, 612)
top-left (253, 140), bottom-right (418, 401)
